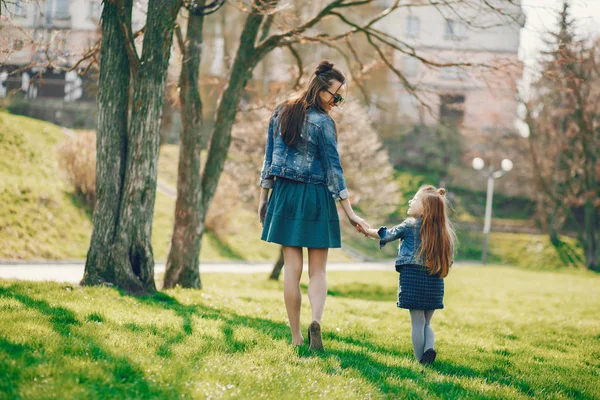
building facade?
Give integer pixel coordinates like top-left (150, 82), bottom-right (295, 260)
top-left (0, 0), bottom-right (146, 101)
top-left (373, 1), bottom-right (525, 133)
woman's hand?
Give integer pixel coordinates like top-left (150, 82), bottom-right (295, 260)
top-left (348, 214), bottom-right (370, 233)
top-left (258, 200), bottom-right (268, 225)
top-left (258, 188), bottom-right (270, 226)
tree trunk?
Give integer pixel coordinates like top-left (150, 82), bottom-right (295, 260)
top-left (83, 0), bottom-right (182, 295)
top-left (82, 0), bottom-right (132, 289)
top-left (548, 209), bottom-right (561, 247)
top-left (164, 1), bottom-right (276, 288)
top-left (163, 5), bottom-right (207, 289)
top-left (583, 199), bottom-right (598, 271)
top-left (269, 246), bottom-right (285, 280)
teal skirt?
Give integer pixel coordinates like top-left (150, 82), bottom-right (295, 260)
top-left (261, 178), bottom-right (341, 248)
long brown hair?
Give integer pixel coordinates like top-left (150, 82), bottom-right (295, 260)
top-left (276, 60), bottom-right (346, 146)
top-left (417, 186), bottom-right (456, 278)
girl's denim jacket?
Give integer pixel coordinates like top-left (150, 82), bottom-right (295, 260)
top-left (378, 217), bottom-right (455, 269)
top-left (378, 217), bottom-right (425, 267)
top-left (259, 107), bottom-right (349, 201)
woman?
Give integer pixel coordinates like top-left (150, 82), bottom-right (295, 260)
top-left (258, 60), bottom-right (370, 351)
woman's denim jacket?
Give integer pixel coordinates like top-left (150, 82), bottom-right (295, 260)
top-left (259, 107), bottom-right (349, 201)
top-left (378, 217), bottom-right (454, 269)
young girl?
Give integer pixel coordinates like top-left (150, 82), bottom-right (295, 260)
top-left (362, 185), bottom-right (455, 364)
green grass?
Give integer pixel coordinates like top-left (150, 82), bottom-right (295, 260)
top-left (0, 111), bottom-right (349, 262)
top-left (0, 111), bottom-right (92, 259)
top-left (457, 231), bottom-right (584, 269)
top-left (1, 266), bottom-right (599, 399)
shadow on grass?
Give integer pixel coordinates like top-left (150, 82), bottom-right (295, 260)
top-left (1, 285), bottom-right (589, 399)
top-left (65, 191), bottom-right (93, 221)
top-left (0, 285), bottom-right (180, 399)
top-left (140, 292), bottom-right (564, 398)
top-left (205, 232), bottom-right (245, 261)
top-left (298, 282), bottom-right (397, 302)
top-left (328, 282), bottom-right (397, 302)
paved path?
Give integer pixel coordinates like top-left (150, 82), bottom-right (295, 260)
top-left (0, 262), bottom-right (394, 284)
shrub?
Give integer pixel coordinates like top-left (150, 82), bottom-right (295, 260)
top-left (56, 131), bottom-right (96, 207)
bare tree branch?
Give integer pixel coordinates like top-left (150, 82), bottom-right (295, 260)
top-left (68, 43), bottom-right (101, 72)
top-left (312, 37), bottom-right (370, 105)
top-left (286, 44), bottom-right (303, 90)
top-left (326, 10), bottom-right (491, 70)
top-left (345, 37), bottom-right (364, 72)
top-left (133, 25), bottom-right (146, 39)
top-left (185, 0), bottom-right (225, 16)
top-left (255, 0), bottom-right (346, 54)
top-left (259, 13), bottom-right (275, 42)
top-left (335, 0), bottom-right (373, 8)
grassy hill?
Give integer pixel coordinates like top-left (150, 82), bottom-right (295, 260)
top-left (0, 111), bottom-right (92, 259)
top-left (0, 111), bottom-right (349, 262)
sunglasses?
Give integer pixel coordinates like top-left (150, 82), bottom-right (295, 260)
top-left (325, 88), bottom-right (344, 105)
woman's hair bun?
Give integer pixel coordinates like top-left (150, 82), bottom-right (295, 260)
top-left (315, 60), bottom-right (334, 76)
top-left (437, 188), bottom-right (447, 196)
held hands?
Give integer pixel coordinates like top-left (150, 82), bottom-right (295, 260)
top-left (347, 214), bottom-right (370, 236)
top-left (361, 227), bottom-right (379, 239)
top-left (347, 214), bottom-right (379, 240)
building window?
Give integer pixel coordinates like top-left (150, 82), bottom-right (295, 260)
top-left (209, 37), bottom-right (225, 76)
top-left (444, 19), bottom-right (467, 40)
top-left (47, 0), bottom-right (70, 20)
top-left (13, 39), bottom-right (24, 51)
top-left (403, 56), bottom-right (419, 77)
top-left (55, 32), bottom-right (67, 53)
top-left (440, 65), bottom-right (467, 80)
top-left (34, 30), bottom-right (45, 43)
top-left (439, 94), bottom-right (465, 126)
top-left (398, 91), bottom-right (417, 117)
top-left (13, 0), bottom-right (26, 16)
top-left (88, 0), bottom-right (102, 20)
top-left (406, 16), bottom-right (420, 38)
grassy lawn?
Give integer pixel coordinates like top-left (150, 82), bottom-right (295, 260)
top-left (1, 266), bottom-right (598, 399)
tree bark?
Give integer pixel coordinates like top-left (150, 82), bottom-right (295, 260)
top-left (164, 0), bottom-right (277, 288)
top-left (269, 246), bottom-right (285, 280)
top-left (583, 199), bottom-right (598, 271)
top-left (83, 0), bottom-right (182, 295)
top-left (163, 5), bottom-right (207, 289)
top-left (82, 0), bottom-right (132, 289)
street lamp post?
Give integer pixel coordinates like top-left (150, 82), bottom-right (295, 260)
top-left (472, 158), bottom-right (513, 264)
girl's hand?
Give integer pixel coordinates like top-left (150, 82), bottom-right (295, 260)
top-left (363, 228), bottom-right (379, 239)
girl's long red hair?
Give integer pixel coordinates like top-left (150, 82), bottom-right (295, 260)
top-left (418, 186), bottom-right (456, 278)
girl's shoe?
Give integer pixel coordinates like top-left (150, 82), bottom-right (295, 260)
top-left (420, 348), bottom-right (436, 365)
top-left (308, 321), bottom-right (324, 351)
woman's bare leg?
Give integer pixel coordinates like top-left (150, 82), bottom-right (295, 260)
top-left (283, 246), bottom-right (304, 345)
top-left (307, 248), bottom-right (328, 323)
